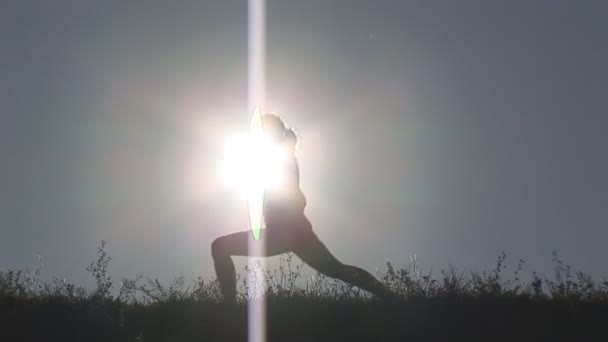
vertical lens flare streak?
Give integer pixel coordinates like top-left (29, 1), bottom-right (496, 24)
top-left (248, 1), bottom-right (266, 342)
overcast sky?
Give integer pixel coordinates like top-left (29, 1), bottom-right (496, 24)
top-left (1, 0), bottom-right (607, 287)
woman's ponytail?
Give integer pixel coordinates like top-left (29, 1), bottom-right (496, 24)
top-left (283, 128), bottom-right (298, 150)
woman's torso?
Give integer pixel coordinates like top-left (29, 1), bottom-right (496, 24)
top-left (263, 156), bottom-right (307, 227)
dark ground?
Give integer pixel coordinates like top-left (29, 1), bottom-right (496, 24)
top-left (2, 295), bottom-right (607, 342)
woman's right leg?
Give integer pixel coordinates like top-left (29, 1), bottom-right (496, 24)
top-left (211, 229), bottom-right (291, 303)
top-left (293, 231), bottom-right (390, 298)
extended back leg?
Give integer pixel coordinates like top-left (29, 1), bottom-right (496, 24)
top-left (294, 233), bottom-right (390, 298)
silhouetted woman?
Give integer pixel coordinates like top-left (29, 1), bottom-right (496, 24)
top-left (212, 114), bottom-right (389, 302)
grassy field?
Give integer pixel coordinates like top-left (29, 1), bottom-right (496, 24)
top-left (1, 242), bottom-right (607, 341)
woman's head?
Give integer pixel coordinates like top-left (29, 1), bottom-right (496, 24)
top-left (261, 114), bottom-right (298, 151)
top-left (261, 114), bottom-right (286, 142)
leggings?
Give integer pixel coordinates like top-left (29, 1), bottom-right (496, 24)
top-left (211, 216), bottom-right (388, 302)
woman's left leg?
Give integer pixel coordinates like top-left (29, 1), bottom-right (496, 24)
top-left (211, 229), bottom-right (292, 303)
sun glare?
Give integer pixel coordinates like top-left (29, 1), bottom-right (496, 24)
top-left (220, 132), bottom-right (286, 199)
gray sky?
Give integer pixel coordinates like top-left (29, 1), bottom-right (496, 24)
top-left (1, 0), bottom-right (607, 287)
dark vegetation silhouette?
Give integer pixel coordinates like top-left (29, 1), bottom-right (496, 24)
top-left (1, 241), bottom-right (608, 341)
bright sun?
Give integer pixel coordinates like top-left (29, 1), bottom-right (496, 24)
top-left (220, 132), bottom-right (287, 199)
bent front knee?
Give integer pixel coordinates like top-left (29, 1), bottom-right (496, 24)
top-left (211, 237), bottom-right (225, 259)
